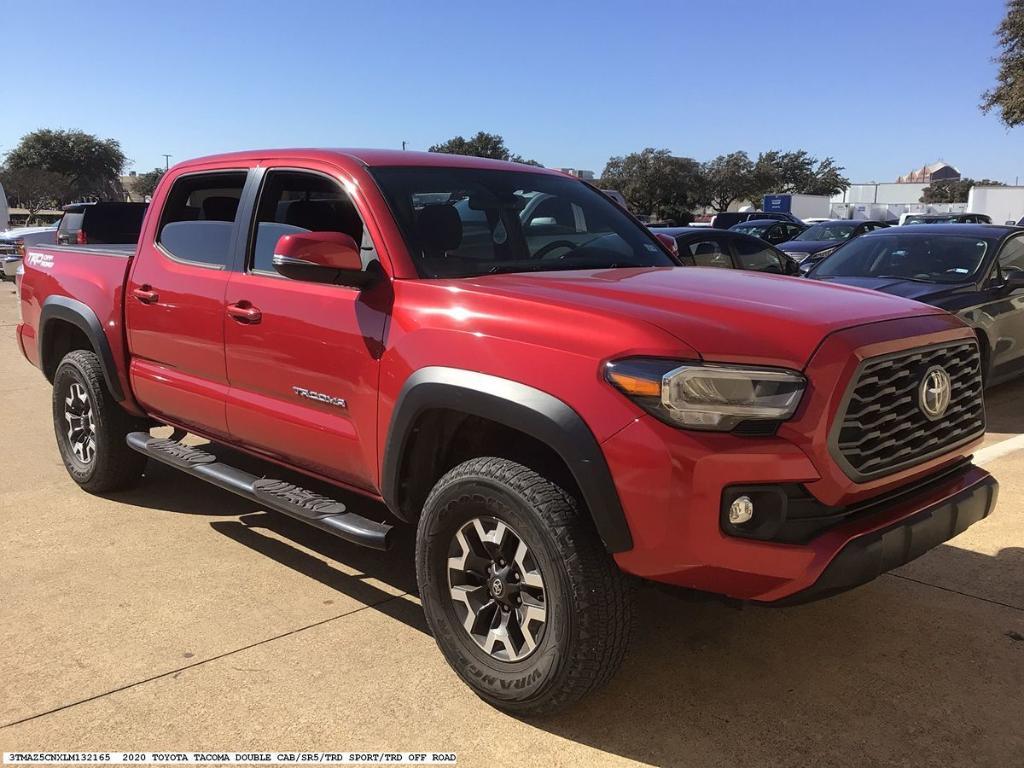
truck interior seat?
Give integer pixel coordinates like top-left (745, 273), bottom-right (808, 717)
top-left (201, 196), bottom-right (240, 221)
top-left (416, 204), bottom-right (463, 259)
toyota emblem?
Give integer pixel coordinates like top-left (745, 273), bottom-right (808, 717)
top-left (919, 366), bottom-right (952, 420)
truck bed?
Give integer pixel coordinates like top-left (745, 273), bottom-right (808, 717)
top-left (17, 242), bottom-right (137, 406)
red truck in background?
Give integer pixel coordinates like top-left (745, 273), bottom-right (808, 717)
top-left (15, 149), bottom-right (998, 715)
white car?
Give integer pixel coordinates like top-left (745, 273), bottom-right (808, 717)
top-left (0, 224), bottom-right (59, 279)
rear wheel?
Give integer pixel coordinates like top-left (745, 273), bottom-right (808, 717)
top-left (52, 350), bottom-right (148, 493)
top-left (416, 457), bottom-right (633, 716)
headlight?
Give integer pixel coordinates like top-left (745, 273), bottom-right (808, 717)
top-left (812, 246), bottom-right (836, 260)
top-left (15, 239), bottom-right (25, 257)
top-left (605, 358), bottom-right (806, 431)
top-left (781, 251), bottom-right (806, 262)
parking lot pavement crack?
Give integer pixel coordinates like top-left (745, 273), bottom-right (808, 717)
top-left (885, 572), bottom-right (1023, 612)
top-left (0, 592), bottom-right (411, 730)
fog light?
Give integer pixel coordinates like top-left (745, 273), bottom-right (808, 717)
top-left (728, 495), bottom-right (754, 525)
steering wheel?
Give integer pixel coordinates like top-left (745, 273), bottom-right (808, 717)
top-left (533, 240), bottom-right (579, 259)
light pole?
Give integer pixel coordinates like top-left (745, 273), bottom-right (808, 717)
top-left (162, 154), bottom-right (172, 170)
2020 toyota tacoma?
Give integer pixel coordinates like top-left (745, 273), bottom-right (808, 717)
top-left (14, 149), bottom-right (998, 714)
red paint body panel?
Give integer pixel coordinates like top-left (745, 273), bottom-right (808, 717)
top-left (13, 148), bottom-right (996, 604)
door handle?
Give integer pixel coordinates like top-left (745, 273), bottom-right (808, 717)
top-left (133, 286), bottom-right (159, 304)
top-left (227, 302), bottom-right (262, 324)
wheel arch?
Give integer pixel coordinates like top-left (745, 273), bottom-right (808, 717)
top-left (381, 367), bottom-right (633, 553)
top-left (39, 296), bottom-right (125, 401)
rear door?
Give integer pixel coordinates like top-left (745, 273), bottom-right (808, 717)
top-left (125, 166), bottom-right (253, 438)
top-left (222, 164), bottom-right (388, 491)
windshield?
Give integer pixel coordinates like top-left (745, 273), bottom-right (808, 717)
top-left (795, 223), bottom-right (856, 241)
top-left (812, 234), bottom-right (993, 282)
top-left (370, 167), bottom-right (675, 278)
top-left (732, 223), bottom-right (771, 237)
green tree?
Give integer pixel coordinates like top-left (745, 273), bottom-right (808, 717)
top-left (981, 0), bottom-right (1024, 127)
top-left (428, 131), bottom-right (541, 166)
top-left (749, 150), bottom-right (849, 200)
top-left (919, 178), bottom-right (1005, 204)
top-left (0, 166), bottom-right (72, 223)
top-left (128, 168), bottom-right (166, 200)
top-left (701, 151), bottom-right (755, 212)
top-left (4, 128), bottom-right (126, 201)
top-left (598, 148), bottom-right (702, 223)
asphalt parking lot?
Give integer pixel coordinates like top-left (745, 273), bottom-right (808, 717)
top-left (1, 281), bottom-right (1022, 768)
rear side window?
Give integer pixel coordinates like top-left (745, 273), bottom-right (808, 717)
top-left (157, 172), bottom-right (247, 267)
top-left (734, 237), bottom-right (784, 272)
top-left (58, 211), bottom-right (84, 240)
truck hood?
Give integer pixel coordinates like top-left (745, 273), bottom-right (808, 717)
top-left (464, 267), bottom-right (945, 369)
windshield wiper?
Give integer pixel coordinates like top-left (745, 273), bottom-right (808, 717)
top-left (873, 274), bottom-right (935, 283)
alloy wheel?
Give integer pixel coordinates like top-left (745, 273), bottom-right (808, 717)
top-left (447, 516), bottom-right (548, 662)
top-left (64, 382), bottom-right (96, 464)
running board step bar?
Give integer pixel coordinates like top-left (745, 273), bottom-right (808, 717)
top-left (126, 432), bottom-right (392, 550)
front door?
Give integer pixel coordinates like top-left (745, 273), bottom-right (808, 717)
top-left (985, 234), bottom-right (1024, 379)
top-left (125, 167), bottom-right (251, 438)
top-left (223, 166), bottom-right (388, 491)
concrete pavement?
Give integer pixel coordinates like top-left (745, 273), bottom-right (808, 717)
top-left (1, 280), bottom-right (1022, 767)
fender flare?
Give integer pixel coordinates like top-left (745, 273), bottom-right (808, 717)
top-left (39, 296), bottom-right (125, 401)
top-left (381, 366), bottom-right (633, 553)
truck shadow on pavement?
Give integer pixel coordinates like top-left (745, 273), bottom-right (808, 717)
top-left (112, 436), bottom-right (1024, 766)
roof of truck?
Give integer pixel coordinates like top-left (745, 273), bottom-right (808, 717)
top-left (176, 148), bottom-right (563, 174)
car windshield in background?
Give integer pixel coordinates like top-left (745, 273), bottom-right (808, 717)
top-left (732, 224), bottom-right (770, 237)
top-left (812, 234), bottom-right (993, 282)
top-left (795, 223), bottom-right (856, 241)
top-left (370, 167), bottom-right (675, 278)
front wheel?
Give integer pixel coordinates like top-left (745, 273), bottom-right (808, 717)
top-left (52, 350), bottom-right (148, 493)
top-left (416, 457), bottom-right (633, 716)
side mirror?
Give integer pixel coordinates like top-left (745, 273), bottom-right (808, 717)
top-left (1004, 268), bottom-right (1024, 288)
top-left (272, 231), bottom-right (371, 287)
top-left (653, 232), bottom-right (679, 257)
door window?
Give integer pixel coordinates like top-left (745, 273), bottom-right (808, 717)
top-left (248, 170), bottom-right (372, 275)
top-left (687, 237), bottom-right (732, 268)
top-left (998, 236), bottom-right (1024, 275)
top-left (156, 172), bottom-right (247, 267)
top-left (733, 237), bottom-right (785, 273)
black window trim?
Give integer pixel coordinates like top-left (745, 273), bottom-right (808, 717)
top-left (154, 168), bottom-right (253, 271)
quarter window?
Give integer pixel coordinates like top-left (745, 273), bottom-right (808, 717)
top-left (157, 172), bottom-right (247, 267)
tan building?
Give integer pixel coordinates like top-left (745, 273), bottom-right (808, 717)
top-left (897, 162), bottom-right (960, 184)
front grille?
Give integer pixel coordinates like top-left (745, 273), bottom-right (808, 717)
top-left (0, 242), bottom-right (18, 256)
top-left (831, 341), bottom-right (985, 481)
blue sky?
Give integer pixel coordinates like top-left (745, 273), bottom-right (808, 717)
top-left (2, 0), bottom-right (1019, 184)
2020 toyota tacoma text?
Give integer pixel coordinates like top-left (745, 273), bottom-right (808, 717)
top-left (14, 149), bottom-right (998, 715)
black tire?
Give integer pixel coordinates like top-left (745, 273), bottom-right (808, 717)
top-left (416, 457), bottom-right (633, 716)
top-left (52, 349), bottom-right (148, 493)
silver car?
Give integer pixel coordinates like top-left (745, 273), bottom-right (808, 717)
top-left (0, 224), bottom-right (59, 279)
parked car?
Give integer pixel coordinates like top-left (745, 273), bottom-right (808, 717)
top-left (778, 219), bottom-right (888, 268)
top-left (806, 224), bottom-right (1024, 385)
top-left (803, 217), bottom-right (832, 225)
top-left (899, 212), bottom-right (992, 226)
top-left (16, 149), bottom-right (997, 715)
top-left (0, 224), bottom-right (59, 279)
top-left (729, 218), bottom-right (806, 247)
top-left (709, 210), bottom-right (803, 229)
top-left (650, 227), bottom-right (801, 275)
top-left (56, 201), bottom-right (148, 245)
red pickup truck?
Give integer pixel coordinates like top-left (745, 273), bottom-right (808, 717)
top-left (15, 149), bottom-right (997, 714)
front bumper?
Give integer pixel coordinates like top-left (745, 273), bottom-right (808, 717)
top-left (769, 468), bottom-right (997, 604)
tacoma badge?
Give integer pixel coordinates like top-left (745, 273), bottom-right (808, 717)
top-left (292, 386), bottom-right (347, 409)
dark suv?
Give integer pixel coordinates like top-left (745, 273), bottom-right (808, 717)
top-left (709, 211), bottom-right (804, 229)
top-left (57, 202), bottom-right (148, 245)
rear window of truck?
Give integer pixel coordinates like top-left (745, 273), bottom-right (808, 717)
top-left (156, 172), bottom-right (247, 267)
